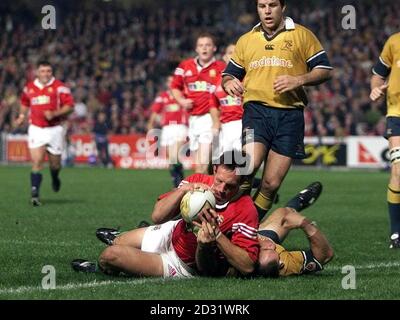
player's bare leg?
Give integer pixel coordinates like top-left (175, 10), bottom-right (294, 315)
top-left (98, 245), bottom-right (164, 277)
top-left (259, 207), bottom-right (295, 242)
top-left (48, 152), bottom-right (62, 192)
top-left (387, 136), bottom-right (400, 248)
top-left (194, 142), bottom-right (211, 174)
top-left (254, 150), bottom-right (292, 221)
top-left (29, 146), bottom-right (46, 206)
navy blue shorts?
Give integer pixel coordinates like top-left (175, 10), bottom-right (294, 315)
top-left (385, 117), bottom-right (400, 139)
top-left (242, 102), bottom-right (306, 159)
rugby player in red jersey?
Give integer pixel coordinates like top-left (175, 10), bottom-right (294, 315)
top-left (147, 75), bottom-right (188, 187)
top-left (72, 151), bottom-right (260, 278)
top-left (210, 43), bottom-right (244, 154)
top-left (170, 33), bottom-right (226, 174)
top-left (15, 61), bottom-right (74, 206)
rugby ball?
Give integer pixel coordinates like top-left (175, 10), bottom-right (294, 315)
top-left (180, 188), bottom-right (216, 223)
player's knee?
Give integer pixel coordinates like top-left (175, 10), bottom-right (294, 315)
top-left (100, 246), bottom-right (122, 265)
top-left (257, 250), bottom-right (280, 277)
top-left (260, 178), bottom-right (280, 193)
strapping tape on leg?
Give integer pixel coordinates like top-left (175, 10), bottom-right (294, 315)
top-left (390, 148), bottom-right (400, 164)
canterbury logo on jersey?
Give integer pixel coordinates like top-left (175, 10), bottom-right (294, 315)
top-left (220, 95), bottom-right (242, 107)
top-left (188, 81), bottom-right (215, 92)
top-left (249, 56), bottom-right (293, 70)
top-left (31, 95), bottom-right (50, 105)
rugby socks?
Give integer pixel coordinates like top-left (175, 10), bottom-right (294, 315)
top-left (31, 171), bottom-right (43, 197)
top-left (170, 163), bottom-right (184, 188)
top-left (387, 185), bottom-right (400, 234)
top-left (239, 177), bottom-right (253, 196)
top-left (50, 168), bottom-right (60, 182)
top-left (253, 189), bottom-right (275, 221)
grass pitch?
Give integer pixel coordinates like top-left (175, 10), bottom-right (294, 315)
top-left (1, 166), bottom-right (399, 300)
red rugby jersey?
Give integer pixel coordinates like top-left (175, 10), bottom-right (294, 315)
top-left (20, 78), bottom-right (74, 127)
top-left (210, 83), bottom-right (244, 123)
top-left (171, 58), bottom-right (226, 116)
top-left (159, 173), bottom-right (259, 269)
top-left (150, 91), bottom-right (188, 126)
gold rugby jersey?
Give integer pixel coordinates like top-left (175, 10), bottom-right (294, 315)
top-left (223, 17), bottom-right (332, 109)
top-left (372, 32), bottom-right (400, 117)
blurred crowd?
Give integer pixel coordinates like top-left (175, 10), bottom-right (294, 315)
top-left (0, 0), bottom-right (398, 137)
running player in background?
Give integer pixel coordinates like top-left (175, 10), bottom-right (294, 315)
top-left (15, 60), bottom-right (74, 206)
top-left (210, 43), bottom-right (243, 154)
top-left (171, 33), bottom-right (225, 174)
top-left (370, 32), bottom-right (400, 248)
top-left (147, 75), bottom-right (188, 187)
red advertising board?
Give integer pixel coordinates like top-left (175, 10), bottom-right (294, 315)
top-left (6, 135), bottom-right (31, 162)
top-left (70, 134), bottom-right (194, 169)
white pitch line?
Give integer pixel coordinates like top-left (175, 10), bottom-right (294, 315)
top-left (326, 261), bottom-right (400, 271)
top-left (1, 262), bottom-right (400, 296)
top-left (0, 277), bottom-right (167, 295)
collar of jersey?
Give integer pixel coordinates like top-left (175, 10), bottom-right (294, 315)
top-left (195, 57), bottom-right (216, 70)
top-left (33, 77), bottom-right (55, 90)
top-left (216, 202), bottom-right (229, 210)
top-left (252, 16), bottom-right (295, 41)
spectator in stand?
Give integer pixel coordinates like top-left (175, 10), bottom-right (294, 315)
top-left (93, 111), bottom-right (113, 168)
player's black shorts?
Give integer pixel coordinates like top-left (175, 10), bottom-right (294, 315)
top-left (242, 102), bottom-right (306, 159)
top-left (385, 116), bottom-right (400, 139)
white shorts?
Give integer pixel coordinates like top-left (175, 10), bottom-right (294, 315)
top-left (141, 220), bottom-right (196, 278)
top-left (220, 120), bottom-right (242, 153)
top-left (188, 114), bottom-right (213, 151)
top-left (160, 124), bottom-right (188, 147)
top-left (28, 124), bottom-right (65, 155)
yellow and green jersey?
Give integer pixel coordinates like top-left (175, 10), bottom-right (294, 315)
top-left (223, 17), bottom-right (332, 109)
top-left (373, 32), bottom-right (400, 117)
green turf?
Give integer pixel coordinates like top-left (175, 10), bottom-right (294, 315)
top-left (1, 166), bottom-right (399, 299)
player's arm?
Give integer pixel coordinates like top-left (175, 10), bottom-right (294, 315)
top-left (222, 38), bottom-right (246, 98)
top-left (147, 112), bottom-right (158, 131)
top-left (151, 182), bottom-right (211, 224)
top-left (44, 104), bottom-right (73, 121)
top-left (171, 88), bottom-right (193, 110)
top-left (170, 65), bottom-right (193, 109)
top-left (222, 66), bottom-right (245, 98)
top-left (370, 75), bottom-right (388, 101)
top-left (195, 211), bottom-right (255, 275)
top-left (209, 107), bottom-right (220, 132)
top-left (273, 68), bottom-right (332, 94)
top-left (301, 219), bottom-right (334, 265)
top-left (15, 105), bottom-right (29, 127)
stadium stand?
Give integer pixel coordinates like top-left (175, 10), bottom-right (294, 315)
top-left (0, 0), bottom-right (398, 137)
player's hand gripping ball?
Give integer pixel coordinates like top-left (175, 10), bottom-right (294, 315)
top-left (180, 187), bottom-right (216, 223)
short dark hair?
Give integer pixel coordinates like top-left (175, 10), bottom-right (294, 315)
top-left (256, 0), bottom-right (285, 7)
top-left (37, 60), bottom-right (52, 68)
top-left (195, 32), bottom-right (217, 47)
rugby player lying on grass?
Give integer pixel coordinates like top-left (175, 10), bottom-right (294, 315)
top-left (194, 182), bottom-right (334, 277)
top-left (72, 151), bottom-right (260, 278)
